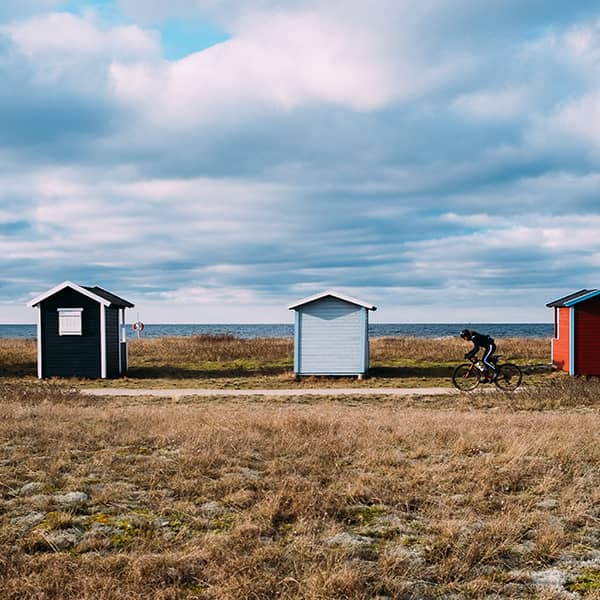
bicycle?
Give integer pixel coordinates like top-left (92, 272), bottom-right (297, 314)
top-left (452, 355), bottom-right (522, 392)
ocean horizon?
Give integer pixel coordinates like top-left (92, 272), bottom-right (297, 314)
top-left (0, 323), bottom-right (553, 339)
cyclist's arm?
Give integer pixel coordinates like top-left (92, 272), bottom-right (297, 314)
top-left (465, 341), bottom-right (480, 359)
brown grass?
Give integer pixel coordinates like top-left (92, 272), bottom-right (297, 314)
top-left (0, 335), bottom-right (550, 388)
top-left (371, 335), bottom-right (549, 363)
top-left (0, 338), bottom-right (37, 377)
top-left (1, 381), bottom-right (600, 598)
top-left (129, 334), bottom-right (293, 363)
top-left (129, 333), bottom-right (550, 365)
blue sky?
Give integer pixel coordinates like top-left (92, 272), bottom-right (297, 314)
top-left (1, 0), bottom-right (600, 323)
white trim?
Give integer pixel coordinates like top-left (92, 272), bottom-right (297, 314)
top-left (37, 308), bottom-right (42, 379)
top-left (288, 289), bottom-right (377, 311)
top-left (120, 308), bottom-right (127, 342)
top-left (28, 280), bottom-right (111, 308)
top-left (100, 304), bottom-right (107, 378)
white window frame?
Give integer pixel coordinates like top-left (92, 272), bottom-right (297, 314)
top-left (58, 308), bottom-right (83, 336)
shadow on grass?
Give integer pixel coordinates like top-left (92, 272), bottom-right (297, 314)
top-left (127, 365), bottom-right (292, 379)
top-left (369, 365), bottom-right (456, 379)
top-left (0, 363), bottom-right (36, 377)
top-left (0, 362), bottom-right (457, 381)
top-left (128, 364), bottom-right (458, 381)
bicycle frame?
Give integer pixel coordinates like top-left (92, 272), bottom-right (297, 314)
top-left (468, 358), bottom-right (492, 378)
top-left (453, 355), bottom-right (522, 392)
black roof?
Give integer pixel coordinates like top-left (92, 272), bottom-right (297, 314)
top-left (84, 286), bottom-right (134, 308)
top-left (546, 289), bottom-right (596, 308)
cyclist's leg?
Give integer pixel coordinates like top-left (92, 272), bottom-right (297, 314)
top-left (482, 343), bottom-right (497, 377)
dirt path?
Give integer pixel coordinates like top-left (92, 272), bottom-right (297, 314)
top-left (81, 387), bottom-right (458, 398)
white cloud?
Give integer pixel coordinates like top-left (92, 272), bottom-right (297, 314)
top-left (551, 91), bottom-right (600, 147)
top-left (4, 12), bottom-right (160, 64)
top-left (109, 5), bottom-right (462, 130)
top-left (452, 87), bottom-right (531, 121)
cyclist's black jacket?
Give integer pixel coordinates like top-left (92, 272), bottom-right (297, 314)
top-left (465, 333), bottom-right (495, 360)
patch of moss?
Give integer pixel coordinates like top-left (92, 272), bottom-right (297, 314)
top-left (566, 569), bottom-right (600, 594)
top-left (344, 504), bottom-right (386, 526)
top-left (212, 513), bottom-right (236, 532)
top-left (89, 512), bottom-right (112, 525)
top-left (186, 583), bottom-right (209, 598)
top-left (41, 511), bottom-right (77, 531)
top-left (110, 519), bottom-right (139, 547)
top-left (109, 516), bottom-right (155, 548)
top-left (278, 522), bottom-right (294, 533)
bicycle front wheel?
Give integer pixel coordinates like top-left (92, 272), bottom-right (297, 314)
top-left (452, 363), bottom-right (481, 391)
top-left (495, 363), bottom-right (522, 391)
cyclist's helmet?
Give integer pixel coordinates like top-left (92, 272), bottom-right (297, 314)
top-left (459, 329), bottom-right (471, 339)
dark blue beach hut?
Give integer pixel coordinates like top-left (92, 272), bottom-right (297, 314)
top-left (28, 281), bottom-right (134, 379)
top-left (288, 290), bottom-right (377, 378)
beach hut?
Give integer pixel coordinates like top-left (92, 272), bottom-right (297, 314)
top-left (288, 290), bottom-right (377, 378)
top-left (28, 281), bottom-right (134, 379)
top-left (546, 288), bottom-right (600, 375)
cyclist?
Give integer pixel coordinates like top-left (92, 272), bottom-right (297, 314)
top-left (459, 329), bottom-right (497, 381)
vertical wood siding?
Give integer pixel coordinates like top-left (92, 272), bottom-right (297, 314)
top-left (105, 307), bottom-right (120, 377)
top-left (551, 307), bottom-right (570, 373)
top-left (120, 342), bottom-right (128, 373)
top-left (574, 298), bottom-right (600, 375)
top-left (297, 297), bottom-right (366, 375)
top-left (41, 288), bottom-right (101, 378)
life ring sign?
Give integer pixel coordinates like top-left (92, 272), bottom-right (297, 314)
top-left (132, 321), bottom-right (144, 331)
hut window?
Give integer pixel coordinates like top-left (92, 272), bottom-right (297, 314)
top-left (58, 308), bottom-right (83, 335)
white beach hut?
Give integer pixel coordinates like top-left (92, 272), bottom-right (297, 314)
top-left (288, 290), bottom-right (377, 378)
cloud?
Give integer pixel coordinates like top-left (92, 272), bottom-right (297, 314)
top-left (2, 2), bottom-right (600, 323)
top-left (108, 5), bottom-right (460, 134)
top-left (4, 12), bottom-right (159, 63)
top-left (452, 87), bottom-right (531, 121)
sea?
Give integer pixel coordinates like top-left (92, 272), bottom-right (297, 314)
top-left (0, 323), bottom-right (553, 339)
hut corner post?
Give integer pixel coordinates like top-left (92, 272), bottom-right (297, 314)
top-left (36, 305), bottom-right (42, 379)
top-left (120, 308), bottom-right (128, 374)
top-left (100, 304), bottom-right (107, 378)
top-left (359, 306), bottom-right (369, 380)
top-left (569, 306), bottom-right (575, 376)
top-left (293, 309), bottom-right (300, 379)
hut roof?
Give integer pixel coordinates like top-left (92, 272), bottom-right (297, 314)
top-left (546, 289), bottom-right (598, 308)
top-left (83, 286), bottom-right (134, 308)
top-left (288, 289), bottom-right (376, 311)
top-left (28, 281), bottom-right (134, 308)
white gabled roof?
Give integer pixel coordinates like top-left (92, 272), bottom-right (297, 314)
top-left (27, 280), bottom-right (112, 308)
top-left (288, 289), bottom-right (377, 311)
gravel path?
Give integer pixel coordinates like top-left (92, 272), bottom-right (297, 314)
top-left (82, 387), bottom-right (457, 398)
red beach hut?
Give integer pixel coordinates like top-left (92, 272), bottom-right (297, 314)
top-left (546, 289), bottom-right (600, 375)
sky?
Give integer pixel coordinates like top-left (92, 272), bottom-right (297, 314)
top-left (1, 1), bottom-right (600, 324)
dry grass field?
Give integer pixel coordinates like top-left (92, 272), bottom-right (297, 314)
top-left (2, 380), bottom-right (600, 598)
top-left (4, 334), bottom-right (595, 598)
top-left (0, 334), bottom-right (551, 388)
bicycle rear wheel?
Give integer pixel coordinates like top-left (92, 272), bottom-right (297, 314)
top-left (494, 363), bottom-right (522, 391)
top-left (452, 363), bottom-right (481, 391)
